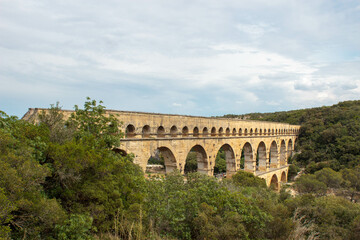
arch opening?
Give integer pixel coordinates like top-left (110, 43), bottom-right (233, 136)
top-left (157, 126), bottom-right (165, 138)
top-left (257, 142), bottom-right (267, 171)
top-left (142, 125), bottom-right (151, 138)
top-left (269, 141), bottom-right (278, 168)
top-left (280, 140), bottom-right (286, 165)
top-left (281, 171), bottom-right (287, 183)
top-left (214, 144), bottom-right (236, 178)
top-left (218, 127), bottom-right (224, 136)
top-left (182, 126), bottom-right (189, 137)
top-left (126, 124), bottom-right (136, 138)
top-left (193, 127), bottom-right (199, 137)
top-left (211, 127), bottom-right (216, 136)
top-left (225, 127), bottom-right (230, 136)
top-left (239, 128), bottom-right (243, 136)
top-left (288, 139), bottom-right (293, 158)
top-left (232, 128), bottom-right (236, 136)
top-left (270, 174), bottom-right (279, 191)
top-left (146, 147), bottom-right (177, 175)
top-left (242, 142), bottom-right (254, 172)
top-left (170, 125), bottom-right (178, 137)
top-left (203, 127), bottom-right (209, 137)
top-left (184, 145), bottom-right (208, 174)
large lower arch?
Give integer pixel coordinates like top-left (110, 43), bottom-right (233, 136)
top-left (280, 140), bottom-right (286, 166)
top-left (214, 144), bottom-right (236, 177)
top-left (269, 141), bottom-right (279, 168)
top-left (257, 142), bottom-right (267, 171)
top-left (184, 145), bottom-right (209, 174)
top-left (242, 142), bottom-right (254, 172)
top-left (146, 147), bottom-right (177, 174)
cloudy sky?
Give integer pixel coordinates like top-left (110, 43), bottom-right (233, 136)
top-left (1, 0), bottom-right (360, 117)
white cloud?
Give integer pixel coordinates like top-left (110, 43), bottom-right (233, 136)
top-left (0, 0), bottom-right (359, 116)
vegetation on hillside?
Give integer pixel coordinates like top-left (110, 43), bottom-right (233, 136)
top-left (1, 99), bottom-right (360, 239)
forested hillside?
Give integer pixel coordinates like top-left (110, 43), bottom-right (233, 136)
top-left (224, 100), bottom-right (360, 170)
top-left (1, 99), bottom-right (360, 239)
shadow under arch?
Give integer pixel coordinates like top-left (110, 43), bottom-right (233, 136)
top-left (257, 141), bottom-right (266, 171)
top-left (214, 143), bottom-right (236, 177)
top-left (185, 144), bottom-right (208, 174)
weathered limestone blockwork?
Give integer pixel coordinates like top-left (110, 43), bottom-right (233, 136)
top-left (23, 108), bottom-right (300, 187)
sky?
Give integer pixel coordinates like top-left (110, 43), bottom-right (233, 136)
top-left (1, 0), bottom-right (360, 118)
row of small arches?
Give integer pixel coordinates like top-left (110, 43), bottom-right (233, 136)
top-left (126, 124), bottom-right (299, 138)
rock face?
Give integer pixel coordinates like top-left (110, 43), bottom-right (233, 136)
top-left (23, 108), bottom-right (300, 188)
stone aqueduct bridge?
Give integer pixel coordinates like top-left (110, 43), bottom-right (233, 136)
top-left (23, 108), bottom-right (300, 188)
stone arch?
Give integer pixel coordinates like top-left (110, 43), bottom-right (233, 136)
top-left (182, 126), bottom-right (189, 137)
top-left (259, 129), bottom-right (262, 135)
top-left (203, 127), bottom-right (209, 137)
top-left (268, 128), bottom-right (271, 135)
top-left (270, 174), bottom-right (279, 191)
top-left (147, 146), bottom-right (177, 174)
top-left (242, 142), bottom-right (254, 172)
top-left (250, 128), bottom-right (253, 136)
top-left (264, 129), bottom-right (267, 135)
top-left (142, 125), bottom-right (151, 138)
top-left (255, 128), bottom-right (258, 135)
top-left (256, 141), bottom-right (267, 171)
top-left (214, 144), bottom-right (236, 177)
top-left (170, 125), bottom-right (178, 137)
top-left (281, 171), bottom-right (287, 182)
top-left (185, 145), bottom-right (209, 174)
top-left (193, 127), bottom-right (199, 137)
top-left (239, 128), bottom-right (243, 136)
top-left (280, 140), bottom-right (286, 165)
top-left (244, 128), bottom-right (248, 136)
top-left (232, 128), bottom-right (236, 136)
top-left (126, 124), bottom-right (136, 138)
top-left (271, 129), bottom-right (274, 135)
top-left (288, 139), bottom-right (293, 158)
top-left (275, 129), bottom-right (278, 135)
top-left (269, 141), bottom-right (278, 168)
top-left (225, 127), bottom-right (231, 136)
top-left (157, 126), bottom-right (165, 138)
top-left (211, 127), bottom-right (216, 136)
top-left (218, 127), bottom-right (224, 136)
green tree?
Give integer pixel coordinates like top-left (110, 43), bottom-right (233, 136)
top-left (68, 97), bottom-right (123, 149)
top-left (314, 167), bottom-right (343, 188)
top-left (294, 175), bottom-right (327, 195)
top-left (214, 150), bottom-right (226, 174)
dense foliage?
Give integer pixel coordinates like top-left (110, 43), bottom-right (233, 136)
top-left (1, 99), bottom-right (360, 239)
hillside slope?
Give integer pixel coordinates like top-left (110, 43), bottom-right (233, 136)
top-left (224, 100), bottom-right (360, 169)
